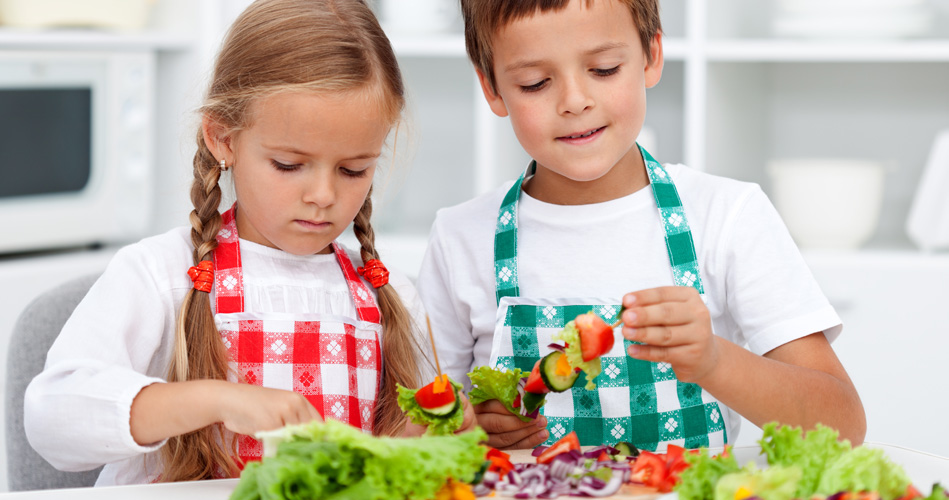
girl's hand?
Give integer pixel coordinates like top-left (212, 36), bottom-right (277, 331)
top-left (474, 399), bottom-right (548, 449)
top-left (621, 286), bottom-right (721, 384)
top-left (454, 393), bottom-right (478, 434)
top-left (217, 383), bottom-right (322, 436)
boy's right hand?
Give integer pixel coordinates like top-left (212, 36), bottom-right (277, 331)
top-left (218, 383), bottom-right (322, 436)
top-left (473, 399), bottom-right (549, 449)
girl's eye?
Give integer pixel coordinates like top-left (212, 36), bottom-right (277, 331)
top-left (341, 167), bottom-right (370, 178)
top-left (592, 66), bottom-right (620, 77)
top-left (271, 159), bottom-right (300, 171)
top-left (520, 79), bottom-right (548, 93)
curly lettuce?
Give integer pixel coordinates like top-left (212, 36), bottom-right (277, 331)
top-left (817, 446), bottom-right (912, 500)
top-left (396, 379), bottom-right (465, 436)
top-left (552, 320), bottom-right (601, 390)
top-left (759, 422), bottom-right (851, 498)
top-left (675, 447), bottom-right (741, 500)
top-left (466, 366), bottom-right (533, 421)
top-left (233, 419), bottom-right (487, 500)
top-left (715, 464), bottom-right (802, 500)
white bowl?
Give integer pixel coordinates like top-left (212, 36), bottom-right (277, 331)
top-left (768, 159), bottom-right (886, 250)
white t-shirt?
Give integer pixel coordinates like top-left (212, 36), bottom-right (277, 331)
top-left (24, 226), bottom-right (430, 486)
top-left (416, 163), bottom-right (842, 442)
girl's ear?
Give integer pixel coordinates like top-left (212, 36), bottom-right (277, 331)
top-left (644, 32), bottom-right (664, 89)
top-left (201, 114), bottom-right (234, 164)
top-left (476, 68), bottom-right (509, 118)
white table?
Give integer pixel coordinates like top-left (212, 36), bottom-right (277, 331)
top-left (1, 443), bottom-right (946, 499)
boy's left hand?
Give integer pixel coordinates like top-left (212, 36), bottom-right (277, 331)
top-left (620, 286), bottom-right (721, 384)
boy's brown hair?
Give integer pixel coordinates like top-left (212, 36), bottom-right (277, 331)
top-left (461, 0), bottom-right (662, 93)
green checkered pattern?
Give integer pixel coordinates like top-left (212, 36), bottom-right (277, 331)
top-left (493, 303), bottom-right (726, 450)
top-left (490, 145), bottom-right (726, 450)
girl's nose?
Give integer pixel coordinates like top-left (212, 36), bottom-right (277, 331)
top-left (303, 170), bottom-right (336, 207)
top-left (557, 76), bottom-right (594, 115)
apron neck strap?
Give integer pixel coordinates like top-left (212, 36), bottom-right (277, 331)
top-left (492, 144), bottom-right (705, 306)
top-left (210, 205), bottom-right (382, 323)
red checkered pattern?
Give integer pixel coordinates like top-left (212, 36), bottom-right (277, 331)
top-left (211, 206), bottom-right (382, 467)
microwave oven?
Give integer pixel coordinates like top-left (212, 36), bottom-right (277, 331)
top-left (0, 50), bottom-right (155, 254)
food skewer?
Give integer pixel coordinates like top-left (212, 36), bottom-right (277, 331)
top-left (426, 315), bottom-right (443, 379)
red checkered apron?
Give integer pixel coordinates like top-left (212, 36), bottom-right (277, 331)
top-left (211, 208), bottom-right (382, 465)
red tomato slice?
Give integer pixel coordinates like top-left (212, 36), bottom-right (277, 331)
top-left (897, 485), bottom-right (922, 500)
top-left (631, 451), bottom-right (668, 488)
top-left (414, 377), bottom-right (456, 409)
top-left (536, 431), bottom-right (580, 464)
top-left (486, 448), bottom-right (514, 476)
top-left (524, 360), bottom-right (549, 394)
top-left (575, 312), bottom-right (615, 361)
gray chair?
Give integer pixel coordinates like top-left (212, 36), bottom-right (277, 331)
top-left (5, 273), bottom-right (103, 491)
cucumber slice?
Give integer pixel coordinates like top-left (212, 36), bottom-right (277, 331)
top-left (539, 351), bottom-right (579, 392)
top-left (522, 390), bottom-right (547, 414)
top-left (419, 386), bottom-right (460, 417)
top-left (614, 441), bottom-right (640, 457)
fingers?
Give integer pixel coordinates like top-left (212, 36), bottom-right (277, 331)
top-left (473, 398), bottom-right (516, 416)
top-left (484, 419), bottom-right (549, 449)
top-left (621, 286), bottom-right (709, 347)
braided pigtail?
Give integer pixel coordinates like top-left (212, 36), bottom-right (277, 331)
top-left (353, 189), bottom-right (424, 436)
top-left (159, 132), bottom-right (238, 481)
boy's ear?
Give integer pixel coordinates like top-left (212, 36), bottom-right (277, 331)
top-left (476, 68), bottom-right (509, 118)
top-left (201, 114), bottom-right (234, 164)
top-left (644, 32), bottom-right (664, 89)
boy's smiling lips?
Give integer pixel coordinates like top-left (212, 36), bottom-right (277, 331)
top-left (556, 126), bottom-right (606, 144)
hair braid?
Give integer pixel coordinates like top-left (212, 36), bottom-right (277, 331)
top-left (160, 133), bottom-right (238, 481)
top-left (352, 190), bottom-right (424, 436)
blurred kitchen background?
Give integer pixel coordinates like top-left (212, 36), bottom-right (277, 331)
top-left (2, 0), bottom-right (949, 491)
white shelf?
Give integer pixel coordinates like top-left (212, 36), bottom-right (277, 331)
top-left (390, 33), bottom-right (466, 57)
top-left (705, 39), bottom-right (949, 62)
top-left (0, 28), bottom-right (193, 51)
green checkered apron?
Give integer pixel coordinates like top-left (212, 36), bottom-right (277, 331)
top-left (489, 144), bottom-right (728, 451)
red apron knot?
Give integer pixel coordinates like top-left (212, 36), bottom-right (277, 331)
top-left (357, 259), bottom-right (389, 288)
top-left (187, 260), bottom-right (214, 293)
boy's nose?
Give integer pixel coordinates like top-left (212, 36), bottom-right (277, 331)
top-left (557, 77), bottom-right (594, 115)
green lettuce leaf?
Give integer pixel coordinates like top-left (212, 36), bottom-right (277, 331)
top-left (232, 419), bottom-right (487, 500)
top-left (396, 378), bottom-right (465, 436)
top-left (552, 320), bottom-right (601, 390)
top-left (715, 464), bottom-right (802, 500)
top-left (758, 422), bottom-right (851, 498)
top-left (675, 447), bottom-right (741, 500)
top-left (467, 366), bottom-right (536, 422)
top-left (816, 446), bottom-right (912, 500)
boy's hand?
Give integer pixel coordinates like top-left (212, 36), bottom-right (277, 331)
top-left (621, 286), bottom-right (721, 384)
top-left (473, 399), bottom-right (549, 449)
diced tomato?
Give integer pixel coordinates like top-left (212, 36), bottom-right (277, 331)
top-left (524, 360), bottom-right (549, 394)
top-left (665, 444), bottom-right (685, 464)
top-left (486, 448), bottom-right (514, 476)
top-left (414, 376), bottom-right (456, 409)
top-left (575, 312), bottom-right (615, 361)
top-left (897, 485), bottom-right (923, 500)
top-left (536, 431), bottom-right (580, 464)
top-left (512, 393), bottom-right (522, 409)
top-left (597, 451), bottom-right (611, 462)
top-left (631, 451), bottom-right (668, 488)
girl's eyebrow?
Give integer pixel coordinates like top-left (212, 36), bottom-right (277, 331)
top-left (503, 41), bottom-right (629, 73)
top-left (263, 144), bottom-right (381, 160)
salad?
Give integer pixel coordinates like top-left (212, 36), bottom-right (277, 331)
top-left (231, 418), bottom-right (487, 500)
top-left (675, 423), bottom-right (949, 500)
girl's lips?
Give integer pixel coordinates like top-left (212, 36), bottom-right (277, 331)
top-left (296, 219), bottom-right (331, 230)
top-left (557, 126), bottom-right (605, 145)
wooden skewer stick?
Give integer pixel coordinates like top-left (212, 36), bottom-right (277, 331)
top-left (426, 315), bottom-right (444, 380)
top-left (611, 319), bottom-right (622, 329)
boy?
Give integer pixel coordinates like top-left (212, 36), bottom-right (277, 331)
top-left (417, 0), bottom-right (865, 451)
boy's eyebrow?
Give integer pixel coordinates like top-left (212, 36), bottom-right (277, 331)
top-left (503, 41), bottom-right (629, 73)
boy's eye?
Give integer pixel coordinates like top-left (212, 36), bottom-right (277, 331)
top-left (592, 65), bottom-right (620, 77)
top-left (271, 159), bottom-right (300, 171)
top-left (520, 79), bottom-right (549, 93)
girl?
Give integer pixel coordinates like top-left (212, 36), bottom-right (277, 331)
top-left (25, 0), bottom-right (472, 486)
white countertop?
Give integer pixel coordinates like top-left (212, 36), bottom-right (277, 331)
top-left (1, 443), bottom-right (945, 499)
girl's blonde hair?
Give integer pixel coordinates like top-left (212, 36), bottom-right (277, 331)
top-left (162, 0), bottom-right (421, 481)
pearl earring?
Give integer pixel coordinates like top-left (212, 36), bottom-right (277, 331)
top-left (220, 159), bottom-right (228, 172)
